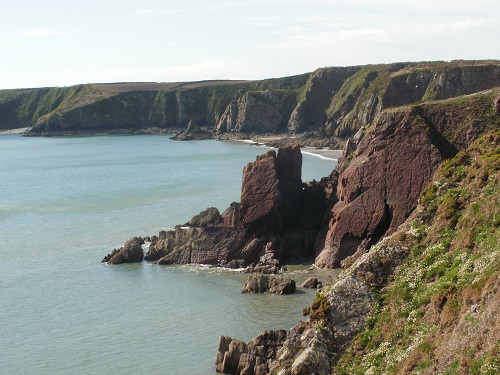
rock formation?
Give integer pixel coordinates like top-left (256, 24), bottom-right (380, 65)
top-left (319, 89), bottom-right (500, 267)
top-left (170, 120), bottom-right (213, 140)
top-left (101, 237), bottom-right (144, 264)
top-left (183, 207), bottom-right (221, 227)
top-left (241, 275), bottom-right (296, 294)
top-left (215, 90), bottom-right (500, 375)
top-left (119, 144), bottom-right (327, 270)
top-left (216, 90), bottom-right (296, 133)
top-left (215, 330), bottom-right (288, 374)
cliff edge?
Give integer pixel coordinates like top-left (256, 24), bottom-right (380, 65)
top-left (216, 102), bottom-right (500, 374)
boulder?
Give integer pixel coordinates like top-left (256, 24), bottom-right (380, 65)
top-left (101, 237), bottom-right (144, 264)
top-left (300, 277), bottom-right (320, 289)
top-left (241, 275), bottom-right (296, 294)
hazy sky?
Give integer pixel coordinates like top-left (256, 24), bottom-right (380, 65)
top-left (1, 0), bottom-right (498, 89)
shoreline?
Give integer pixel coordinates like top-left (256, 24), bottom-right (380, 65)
top-left (226, 136), bottom-right (343, 161)
top-left (0, 127), bottom-right (344, 160)
top-left (0, 127), bottom-right (30, 135)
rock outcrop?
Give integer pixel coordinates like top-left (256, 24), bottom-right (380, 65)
top-left (170, 120), bottom-right (213, 140)
top-left (117, 144), bottom-right (328, 270)
top-left (215, 330), bottom-right (288, 374)
top-left (183, 207), bottom-right (221, 227)
top-left (315, 88), bottom-right (500, 268)
top-left (216, 90), bottom-right (296, 134)
top-left (215, 91), bottom-right (500, 375)
top-left (241, 275), bottom-right (296, 294)
top-left (101, 237), bottom-right (144, 264)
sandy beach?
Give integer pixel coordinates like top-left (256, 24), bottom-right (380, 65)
top-left (232, 136), bottom-right (343, 161)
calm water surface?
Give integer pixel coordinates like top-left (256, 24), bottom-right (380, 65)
top-left (0, 135), bottom-right (337, 375)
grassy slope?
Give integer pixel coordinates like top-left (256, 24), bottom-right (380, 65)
top-left (332, 129), bottom-right (500, 374)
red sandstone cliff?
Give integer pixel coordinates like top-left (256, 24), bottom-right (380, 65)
top-left (315, 90), bottom-right (500, 268)
top-left (107, 144), bottom-right (327, 269)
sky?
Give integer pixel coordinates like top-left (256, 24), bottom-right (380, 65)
top-left (1, 0), bottom-right (499, 89)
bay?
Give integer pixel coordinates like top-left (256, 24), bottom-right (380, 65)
top-left (0, 135), bottom-right (337, 375)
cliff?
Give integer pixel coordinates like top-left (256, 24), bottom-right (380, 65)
top-left (216, 123), bottom-right (500, 375)
top-left (315, 88), bottom-right (500, 268)
top-left (2, 61), bottom-right (499, 145)
top-left (87, 62), bottom-right (500, 373)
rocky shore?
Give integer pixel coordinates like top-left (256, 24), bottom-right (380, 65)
top-left (96, 62), bottom-right (500, 374)
top-left (103, 143), bottom-right (329, 272)
top-left (211, 91), bottom-right (500, 375)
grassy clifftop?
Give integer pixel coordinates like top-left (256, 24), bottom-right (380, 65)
top-left (1, 60), bottom-right (499, 139)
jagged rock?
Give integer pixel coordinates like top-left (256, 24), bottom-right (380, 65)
top-left (107, 143), bottom-right (327, 267)
top-left (171, 120), bottom-right (213, 140)
top-left (316, 87), bottom-right (500, 268)
top-left (101, 237), bottom-right (144, 264)
top-left (300, 277), bottom-right (320, 288)
top-left (241, 275), bottom-right (296, 294)
top-left (215, 336), bottom-right (248, 374)
top-left (216, 90), bottom-right (295, 133)
top-left (215, 330), bottom-right (288, 374)
top-left (184, 207), bottom-right (221, 227)
top-left (144, 232), bottom-right (169, 261)
top-left (239, 150), bottom-right (281, 227)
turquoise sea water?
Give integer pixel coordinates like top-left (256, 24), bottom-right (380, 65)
top-left (0, 135), bottom-right (337, 375)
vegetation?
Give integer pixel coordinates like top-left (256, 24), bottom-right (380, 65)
top-left (332, 129), bottom-right (500, 374)
top-left (1, 60), bottom-right (499, 137)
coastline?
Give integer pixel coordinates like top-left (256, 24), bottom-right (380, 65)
top-left (225, 135), bottom-right (343, 161)
top-left (0, 127), bottom-right (30, 134)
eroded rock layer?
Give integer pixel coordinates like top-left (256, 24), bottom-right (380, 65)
top-left (107, 144), bottom-right (328, 268)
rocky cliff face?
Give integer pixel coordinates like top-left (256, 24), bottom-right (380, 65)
top-left (216, 90), bottom-right (296, 134)
top-left (3, 61), bottom-right (499, 143)
top-left (315, 88), bottom-right (500, 268)
top-left (116, 144), bottom-right (328, 269)
top-left (216, 125), bottom-right (500, 375)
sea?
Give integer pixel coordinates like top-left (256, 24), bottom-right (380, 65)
top-left (0, 134), bottom-right (337, 375)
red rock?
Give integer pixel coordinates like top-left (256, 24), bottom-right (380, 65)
top-left (239, 150), bottom-right (281, 227)
top-left (316, 109), bottom-right (443, 267)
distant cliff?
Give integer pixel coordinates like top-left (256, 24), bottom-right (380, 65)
top-left (1, 61), bottom-right (499, 145)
